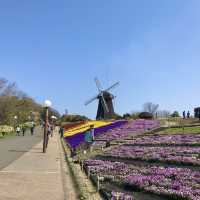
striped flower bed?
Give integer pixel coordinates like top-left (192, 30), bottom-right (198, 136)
top-left (64, 120), bottom-right (127, 149)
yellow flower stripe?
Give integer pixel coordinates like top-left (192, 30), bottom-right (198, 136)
top-left (64, 120), bottom-right (112, 137)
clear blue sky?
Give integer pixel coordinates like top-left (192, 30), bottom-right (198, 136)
top-left (1, 0), bottom-right (200, 118)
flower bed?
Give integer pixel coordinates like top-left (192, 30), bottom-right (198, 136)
top-left (104, 145), bottom-right (200, 166)
top-left (127, 133), bottom-right (200, 146)
top-left (95, 120), bottom-right (160, 141)
top-left (64, 120), bottom-right (160, 150)
top-left (64, 120), bottom-right (127, 149)
top-left (84, 159), bottom-right (200, 200)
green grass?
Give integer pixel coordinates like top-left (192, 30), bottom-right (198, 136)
top-left (163, 126), bottom-right (200, 134)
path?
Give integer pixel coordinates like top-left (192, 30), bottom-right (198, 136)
top-left (0, 128), bottom-right (77, 200)
top-left (0, 127), bottom-right (43, 170)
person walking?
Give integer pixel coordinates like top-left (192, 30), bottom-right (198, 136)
top-left (90, 125), bottom-right (95, 141)
top-left (16, 126), bottom-right (21, 136)
top-left (46, 125), bottom-right (51, 148)
top-left (59, 126), bottom-right (64, 138)
top-left (187, 111), bottom-right (190, 119)
top-left (183, 111), bottom-right (186, 119)
top-left (50, 124), bottom-right (54, 137)
top-left (22, 126), bottom-right (26, 136)
top-left (30, 126), bottom-right (35, 135)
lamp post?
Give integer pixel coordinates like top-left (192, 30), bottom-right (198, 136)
top-left (14, 115), bottom-right (18, 128)
top-left (51, 115), bottom-right (57, 126)
top-left (43, 100), bottom-right (52, 153)
top-left (51, 115), bottom-right (57, 121)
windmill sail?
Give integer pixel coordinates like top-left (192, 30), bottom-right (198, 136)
top-left (105, 82), bottom-right (119, 92)
top-left (85, 94), bottom-right (98, 106)
top-left (94, 77), bottom-right (103, 92)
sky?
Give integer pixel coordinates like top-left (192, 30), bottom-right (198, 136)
top-left (1, 0), bottom-right (200, 118)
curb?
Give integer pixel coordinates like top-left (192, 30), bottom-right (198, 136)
top-left (61, 138), bottom-right (101, 200)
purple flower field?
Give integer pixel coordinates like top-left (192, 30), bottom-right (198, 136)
top-left (84, 159), bottom-right (200, 200)
top-left (104, 145), bottom-right (200, 166)
top-left (127, 133), bottom-right (200, 146)
top-left (95, 120), bottom-right (160, 141)
top-left (78, 120), bottom-right (200, 199)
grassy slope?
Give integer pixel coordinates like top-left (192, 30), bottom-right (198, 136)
top-left (163, 126), bottom-right (200, 134)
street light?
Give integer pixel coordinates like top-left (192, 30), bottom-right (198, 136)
top-left (44, 100), bottom-right (52, 108)
top-left (14, 116), bottom-right (18, 128)
top-left (51, 115), bottom-right (57, 120)
top-left (43, 100), bottom-right (52, 153)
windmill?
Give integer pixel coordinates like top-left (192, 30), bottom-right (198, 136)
top-left (85, 77), bottom-right (119, 120)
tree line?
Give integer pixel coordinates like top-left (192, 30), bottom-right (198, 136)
top-left (0, 78), bottom-right (59, 126)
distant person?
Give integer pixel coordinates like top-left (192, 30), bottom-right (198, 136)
top-left (71, 148), bottom-right (77, 158)
top-left (106, 141), bottom-right (110, 147)
top-left (84, 125), bottom-right (95, 143)
top-left (187, 111), bottom-right (190, 119)
top-left (50, 125), bottom-right (54, 137)
top-left (198, 110), bottom-right (200, 121)
top-left (90, 125), bottom-right (95, 141)
top-left (47, 125), bottom-right (51, 136)
top-left (46, 125), bottom-right (51, 148)
top-left (30, 126), bottom-right (35, 135)
top-left (22, 126), bottom-right (26, 136)
top-left (183, 111), bottom-right (186, 119)
top-left (84, 125), bottom-right (95, 152)
top-left (42, 121), bottom-right (45, 128)
top-left (59, 126), bottom-right (64, 138)
top-left (16, 126), bottom-right (21, 136)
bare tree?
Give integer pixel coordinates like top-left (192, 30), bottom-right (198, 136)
top-left (157, 110), bottom-right (171, 118)
top-left (1, 82), bottom-right (18, 96)
top-left (0, 79), bottom-right (26, 98)
top-left (0, 78), bottom-right (8, 94)
top-left (143, 102), bottom-right (159, 114)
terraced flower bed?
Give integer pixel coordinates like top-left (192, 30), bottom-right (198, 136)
top-left (83, 159), bottom-right (200, 200)
top-left (76, 120), bottom-right (200, 200)
top-left (127, 133), bottom-right (200, 146)
top-left (95, 120), bottom-right (160, 142)
top-left (103, 145), bottom-right (200, 166)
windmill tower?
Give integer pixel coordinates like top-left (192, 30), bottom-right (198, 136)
top-left (85, 78), bottom-right (119, 120)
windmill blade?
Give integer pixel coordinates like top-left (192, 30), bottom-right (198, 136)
top-left (110, 94), bottom-right (115, 99)
top-left (105, 82), bottom-right (119, 92)
top-left (94, 77), bottom-right (103, 92)
top-left (85, 95), bottom-right (98, 106)
top-left (101, 93), bottom-right (109, 113)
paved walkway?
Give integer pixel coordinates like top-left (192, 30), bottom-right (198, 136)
top-left (0, 127), bottom-right (43, 170)
top-left (0, 130), bottom-right (77, 200)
